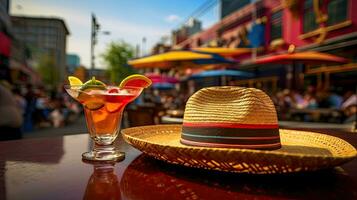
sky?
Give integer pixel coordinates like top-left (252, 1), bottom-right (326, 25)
top-left (10, 0), bottom-right (219, 69)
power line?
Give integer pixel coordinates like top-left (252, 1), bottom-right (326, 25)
top-left (175, 0), bottom-right (218, 29)
top-left (195, 0), bottom-right (218, 19)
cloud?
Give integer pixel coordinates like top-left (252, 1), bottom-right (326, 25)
top-left (165, 14), bottom-right (181, 23)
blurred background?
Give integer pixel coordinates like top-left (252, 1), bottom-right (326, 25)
top-left (0, 0), bottom-right (356, 140)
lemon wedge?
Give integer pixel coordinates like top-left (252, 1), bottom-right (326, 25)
top-left (68, 76), bottom-right (83, 86)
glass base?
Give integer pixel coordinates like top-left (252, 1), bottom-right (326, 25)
top-left (82, 144), bottom-right (125, 162)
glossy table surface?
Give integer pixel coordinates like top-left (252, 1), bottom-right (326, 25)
top-left (0, 128), bottom-right (357, 200)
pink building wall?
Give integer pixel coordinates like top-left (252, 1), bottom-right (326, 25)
top-left (278, 0), bottom-right (357, 48)
top-left (175, 0), bottom-right (357, 53)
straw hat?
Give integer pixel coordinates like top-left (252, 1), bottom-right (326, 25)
top-left (181, 87), bottom-right (280, 149)
top-left (122, 86), bottom-right (356, 174)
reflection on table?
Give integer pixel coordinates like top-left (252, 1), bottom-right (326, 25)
top-left (121, 154), bottom-right (357, 200)
top-left (83, 163), bottom-right (121, 200)
top-left (0, 128), bottom-right (356, 199)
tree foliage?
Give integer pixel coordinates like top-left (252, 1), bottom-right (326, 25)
top-left (37, 55), bottom-right (59, 88)
top-left (102, 41), bottom-right (136, 83)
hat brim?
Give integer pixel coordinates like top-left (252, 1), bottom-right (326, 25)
top-left (121, 125), bottom-right (356, 174)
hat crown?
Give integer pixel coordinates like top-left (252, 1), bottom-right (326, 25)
top-left (183, 86), bottom-right (278, 125)
top-left (181, 86), bottom-right (281, 150)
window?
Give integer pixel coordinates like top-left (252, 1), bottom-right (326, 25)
top-left (221, 0), bottom-right (250, 19)
top-left (327, 0), bottom-right (348, 25)
top-left (271, 10), bottom-right (282, 41)
top-left (303, 0), bottom-right (319, 33)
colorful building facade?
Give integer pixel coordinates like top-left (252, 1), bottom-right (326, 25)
top-left (0, 0), bottom-right (11, 82)
top-left (174, 0), bottom-right (357, 94)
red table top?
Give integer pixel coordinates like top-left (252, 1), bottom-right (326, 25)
top-left (0, 128), bottom-right (356, 200)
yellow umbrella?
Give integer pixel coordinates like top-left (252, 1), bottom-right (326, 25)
top-left (128, 50), bottom-right (234, 69)
top-left (192, 47), bottom-right (251, 57)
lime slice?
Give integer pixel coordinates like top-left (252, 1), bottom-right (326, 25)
top-left (119, 74), bottom-right (152, 88)
top-left (68, 76), bottom-right (83, 86)
top-left (80, 76), bottom-right (106, 91)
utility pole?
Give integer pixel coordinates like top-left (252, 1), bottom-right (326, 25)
top-left (91, 13), bottom-right (100, 72)
top-left (135, 44), bottom-right (140, 57)
top-left (142, 37), bottom-right (146, 56)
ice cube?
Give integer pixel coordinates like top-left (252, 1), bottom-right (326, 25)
top-left (119, 89), bottom-right (130, 95)
top-left (88, 89), bottom-right (106, 95)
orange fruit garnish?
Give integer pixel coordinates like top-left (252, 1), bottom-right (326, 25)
top-left (106, 102), bottom-right (123, 113)
top-left (119, 74), bottom-right (152, 88)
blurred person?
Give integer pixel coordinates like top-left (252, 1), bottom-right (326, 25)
top-left (283, 89), bottom-right (303, 109)
top-left (153, 89), bottom-right (162, 104)
top-left (12, 87), bottom-right (26, 116)
top-left (282, 89), bottom-right (291, 104)
top-left (327, 90), bottom-right (343, 109)
top-left (23, 84), bottom-right (37, 132)
top-left (175, 93), bottom-right (188, 109)
top-left (292, 90), bottom-right (304, 108)
top-left (34, 88), bottom-right (51, 127)
top-left (301, 93), bottom-right (318, 109)
top-left (49, 99), bottom-right (65, 128)
top-left (341, 90), bottom-right (357, 123)
top-left (63, 96), bottom-right (81, 123)
top-left (274, 91), bottom-right (289, 120)
top-left (0, 83), bottom-right (23, 140)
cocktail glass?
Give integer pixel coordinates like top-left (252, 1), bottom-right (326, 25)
top-left (65, 85), bottom-right (143, 162)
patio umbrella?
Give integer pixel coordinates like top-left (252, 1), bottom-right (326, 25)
top-left (128, 50), bottom-right (234, 69)
top-left (189, 69), bottom-right (253, 79)
top-left (188, 69), bottom-right (253, 86)
top-left (251, 45), bottom-right (348, 89)
top-left (254, 51), bottom-right (348, 64)
top-left (152, 83), bottom-right (175, 90)
top-left (144, 73), bottom-right (179, 84)
top-left (192, 47), bottom-right (252, 57)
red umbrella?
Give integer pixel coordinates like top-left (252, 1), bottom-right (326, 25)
top-left (250, 45), bottom-right (348, 90)
top-left (253, 45), bottom-right (348, 65)
top-left (145, 73), bottom-right (179, 84)
top-left (254, 51), bottom-right (348, 65)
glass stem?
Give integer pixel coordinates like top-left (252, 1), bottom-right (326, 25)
top-left (94, 143), bottom-right (116, 155)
